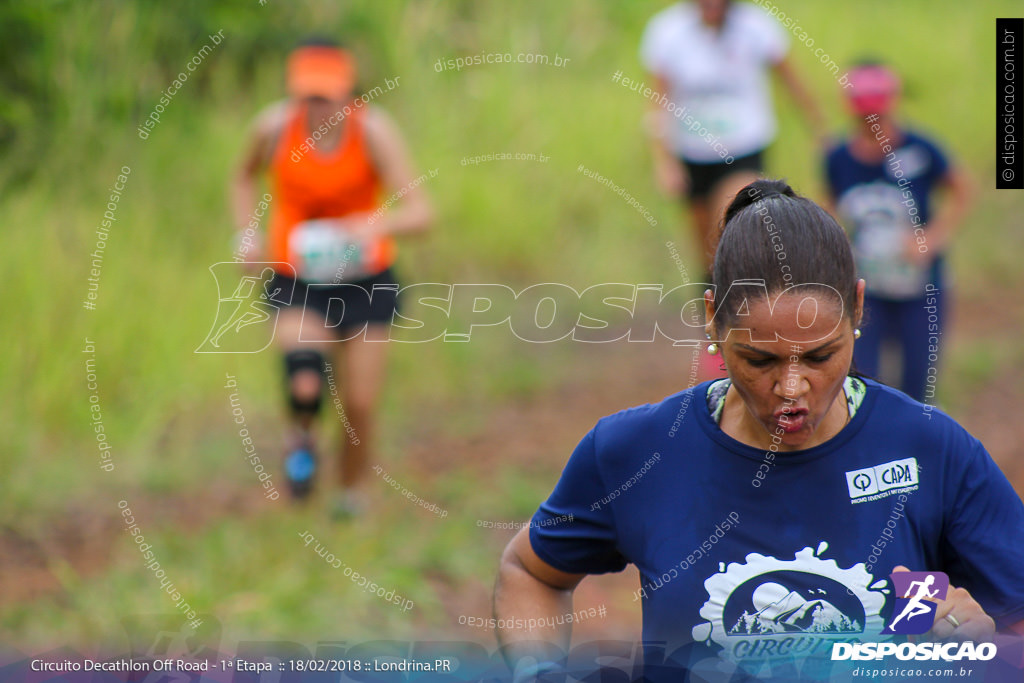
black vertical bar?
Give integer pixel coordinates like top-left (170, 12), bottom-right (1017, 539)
top-left (997, 18), bottom-right (1023, 189)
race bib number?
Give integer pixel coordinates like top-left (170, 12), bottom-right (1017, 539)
top-left (683, 93), bottom-right (745, 140)
top-left (288, 219), bottom-right (373, 284)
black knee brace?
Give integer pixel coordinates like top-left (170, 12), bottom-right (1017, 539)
top-left (284, 350), bottom-right (327, 417)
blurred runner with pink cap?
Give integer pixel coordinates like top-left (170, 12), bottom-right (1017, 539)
top-left (824, 61), bottom-right (972, 402)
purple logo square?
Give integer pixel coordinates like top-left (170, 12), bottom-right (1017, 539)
top-left (883, 571), bottom-right (949, 635)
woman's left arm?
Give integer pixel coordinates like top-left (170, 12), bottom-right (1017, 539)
top-left (921, 428), bottom-right (1024, 651)
top-left (358, 106), bottom-right (435, 238)
top-left (773, 56), bottom-right (829, 148)
top-left (912, 569), bottom-right (1024, 668)
top-left (920, 165), bottom-right (974, 255)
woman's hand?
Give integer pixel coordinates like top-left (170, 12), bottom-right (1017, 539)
top-left (362, 108), bottom-right (434, 238)
top-left (892, 566), bottom-right (996, 642)
top-left (233, 229), bottom-right (265, 275)
top-left (655, 154), bottom-right (687, 197)
top-left (929, 584), bottom-right (996, 642)
top-left (901, 234), bottom-right (934, 268)
top-left (494, 529), bottom-right (585, 675)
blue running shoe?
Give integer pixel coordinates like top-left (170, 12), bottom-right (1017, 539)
top-left (284, 447), bottom-right (316, 499)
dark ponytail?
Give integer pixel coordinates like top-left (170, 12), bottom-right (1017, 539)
top-left (711, 178), bottom-right (857, 329)
top-left (721, 178), bottom-right (797, 226)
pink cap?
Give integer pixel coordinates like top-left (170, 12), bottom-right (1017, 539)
top-left (846, 65), bottom-right (900, 116)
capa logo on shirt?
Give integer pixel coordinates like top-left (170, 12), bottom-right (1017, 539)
top-left (845, 457), bottom-right (919, 503)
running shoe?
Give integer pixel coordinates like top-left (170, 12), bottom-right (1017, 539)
top-left (284, 445), bottom-right (317, 499)
top-left (329, 490), bottom-right (367, 521)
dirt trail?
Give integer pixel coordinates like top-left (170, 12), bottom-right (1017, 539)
top-left (0, 334), bottom-right (697, 646)
top-left (0, 485), bottom-right (269, 609)
top-left (406, 335), bottom-right (703, 643)
top-left (3, 298), bottom-right (1023, 646)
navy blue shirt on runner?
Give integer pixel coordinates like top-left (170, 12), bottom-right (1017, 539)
top-left (825, 130), bottom-right (949, 300)
top-left (529, 379), bottom-right (1024, 681)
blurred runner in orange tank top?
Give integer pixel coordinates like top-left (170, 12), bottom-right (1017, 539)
top-left (231, 37), bottom-right (433, 518)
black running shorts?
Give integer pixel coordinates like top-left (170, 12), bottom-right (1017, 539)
top-left (681, 149), bottom-right (765, 201)
top-left (268, 268), bottom-right (400, 336)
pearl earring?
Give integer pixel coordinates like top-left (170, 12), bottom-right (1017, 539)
top-left (854, 328), bottom-right (862, 340)
top-left (705, 332), bottom-right (719, 355)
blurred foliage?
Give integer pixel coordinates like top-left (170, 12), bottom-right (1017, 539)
top-left (0, 0), bottom-right (393, 187)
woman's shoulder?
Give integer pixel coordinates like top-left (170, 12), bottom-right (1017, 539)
top-left (591, 382), bottom-right (709, 449)
top-left (251, 99), bottom-right (294, 136)
top-left (730, 1), bottom-right (788, 35)
top-left (825, 137), bottom-right (856, 165)
top-left (859, 377), bottom-right (978, 446)
top-left (360, 105), bottom-right (399, 138)
top-left (899, 127), bottom-right (943, 148)
top-left (247, 99), bottom-right (295, 161)
top-left (899, 129), bottom-right (951, 166)
top-left (643, 2), bottom-right (698, 43)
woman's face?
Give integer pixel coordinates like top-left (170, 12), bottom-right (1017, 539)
top-left (706, 286), bottom-right (862, 450)
top-left (304, 96), bottom-right (346, 126)
top-left (697, 0), bottom-right (729, 26)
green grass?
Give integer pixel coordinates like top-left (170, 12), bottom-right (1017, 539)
top-left (1, 0), bottom-right (1021, 650)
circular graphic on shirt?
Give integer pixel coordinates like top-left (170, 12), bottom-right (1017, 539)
top-left (692, 542), bottom-right (887, 679)
top-left (836, 181), bottom-right (928, 300)
top-left (725, 571), bottom-right (865, 635)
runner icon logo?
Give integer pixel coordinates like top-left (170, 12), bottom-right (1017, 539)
top-left (883, 571), bottom-right (949, 635)
top-left (195, 262), bottom-right (295, 354)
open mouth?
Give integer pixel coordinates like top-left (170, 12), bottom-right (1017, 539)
top-left (773, 407), bottom-right (809, 434)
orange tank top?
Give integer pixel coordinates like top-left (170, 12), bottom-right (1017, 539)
top-left (267, 102), bottom-right (395, 276)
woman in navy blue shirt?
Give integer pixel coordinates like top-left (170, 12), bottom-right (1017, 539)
top-left (494, 180), bottom-right (1023, 682)
top-left (825, 62), bottom-right (972, 403)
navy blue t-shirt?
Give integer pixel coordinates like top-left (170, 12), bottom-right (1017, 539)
top-left (530, 379), bottom-right (1024, 680)
top-left (825, 130), bottom-right (950, 300)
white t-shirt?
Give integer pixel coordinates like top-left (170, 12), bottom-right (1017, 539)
top-left (640, 2), bottom-right (788, 162)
